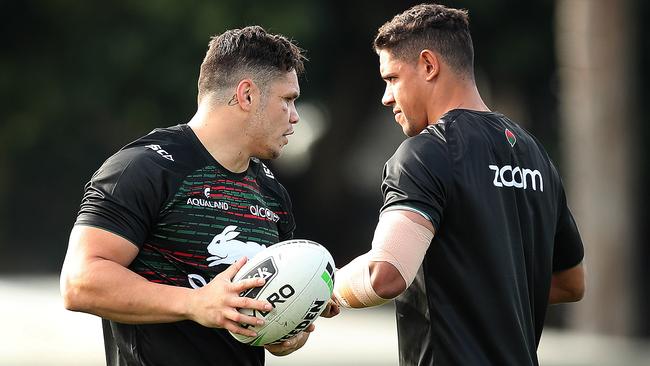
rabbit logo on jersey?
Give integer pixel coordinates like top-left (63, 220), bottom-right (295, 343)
top-left (206, 226), bottom-right (266, 266)
top-left (187, 226), bottom-right (266, 289)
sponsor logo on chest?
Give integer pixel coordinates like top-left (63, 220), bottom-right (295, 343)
top-left (249, 204), bottom-right (280, 222)
top-left (186, 187), bottom-right (229, 211)
top-left (186, 197), bottom-right (230, 210)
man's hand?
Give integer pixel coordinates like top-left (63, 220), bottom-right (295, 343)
top-left (187, 257), bottom-right (273, 338)
top-left (264, 324), bottom-right (315, 356)
top-left (320, 298), bottom-right (340, 318)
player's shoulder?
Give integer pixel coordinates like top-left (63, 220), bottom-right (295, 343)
top-left (444, 109), bottom-right (543, 155)
top-left (385, 128), bottom-right (451, 180)
top-left (393, 124), bottom-right (448, 161)
top-left (131, 124), bottom-right (200, 161)
top-left (397, 109), bottom-right (470, 153)
top-left (117, 125), bottom-right (202, 165)
top-left (97, 124), bottom-right (205, 182)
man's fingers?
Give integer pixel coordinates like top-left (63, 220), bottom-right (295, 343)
top-left (232, 277), bottom-right (265, 292)
top-left (282, 331), bottom-right (309, 348)
top-left (230, 296), bottom-right (273, 312)
top-left (305, 323), bottom-right (315, 333)
top-left (264, 331), bottom-right (311, 356)
top-left (266, 338), bottom-right (296, 354)
top-left (224, 319), bottom-right (258, 338)
top-left (330, 303), bottom-right (341, 316)
top-left (221, 256), bottom-right (248, 279)
top-left (320, 301), bottom-right (340, 318)
top-left (264, 343), bottom-right (278, 351)
top-left (225, 309), bottom-right (265, 327)
top-left (264, 342), bottom-right (285, 353)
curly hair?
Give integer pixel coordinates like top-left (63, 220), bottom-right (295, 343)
top-left (374, 3), bottom-right (474, 78)
top-left (198, 26), bottom-right (306, 103)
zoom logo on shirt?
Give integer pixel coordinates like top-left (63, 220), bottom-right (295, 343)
top-left (488, 164), bottom-right (544, 192)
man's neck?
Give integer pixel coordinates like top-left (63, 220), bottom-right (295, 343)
top-left (187, 106), bottom-right (251, 174)
top-left (428, 79), bottom-right (489, 124)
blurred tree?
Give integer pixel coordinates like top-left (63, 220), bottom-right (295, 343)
top-left (0, 0), bottom-right (318, 272)
top-left (635, 0), bottom-right (649, 338)
top-left (556, 0), bottom-right (638, 336)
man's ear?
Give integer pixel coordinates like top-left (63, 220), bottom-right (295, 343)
top-left (235, 79), bottom-right (255, 111)
top-left (419, 50), bottom-right (440, 82)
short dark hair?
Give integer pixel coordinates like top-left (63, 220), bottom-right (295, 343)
top-left (198, 26), bottom-right (306, 103)
top-left (374, 3), bottom-right (474, 78)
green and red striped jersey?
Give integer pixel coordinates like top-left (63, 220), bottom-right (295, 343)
top-left (76, 124), bottom-right (294, 366)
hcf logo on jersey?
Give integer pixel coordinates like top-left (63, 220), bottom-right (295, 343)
top-left (489, 164), bottom-right (544, 192)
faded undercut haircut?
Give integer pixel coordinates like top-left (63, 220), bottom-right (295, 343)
top-left (374, 3), bottom-right (474, 79)
top-left (198, 26), bottom-right (306, 104)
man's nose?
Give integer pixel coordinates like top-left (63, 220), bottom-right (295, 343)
top-left (382, 86), bottom-right (394, 106)
top-left (290, 105), bottom-right (300, 124)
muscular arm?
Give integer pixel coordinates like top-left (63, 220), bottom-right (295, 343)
top-left (549, 263), bottom-right (585, 304)
top-left (368, 261), bottom-right (406, 299)
top-left (60, 225), bottom-right (193, 323)
top-left (60, 225), bottom-right (271, 335)
top-left (334, 210), bottom-right (434, 307)
top-left (369, 210), bottom-right (434, 299)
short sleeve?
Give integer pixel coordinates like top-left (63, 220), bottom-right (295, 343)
top-left (75, 149), bottom-right (169, 247)
top-left (552, 185), bottom-right (585, 271)
top-left (277, 183), bottom-right (296, 241)
top-left (380, 134), bottom-right (451, 231)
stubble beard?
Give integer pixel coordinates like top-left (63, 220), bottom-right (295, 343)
top-left (249, 105), bottom-right (283, 160)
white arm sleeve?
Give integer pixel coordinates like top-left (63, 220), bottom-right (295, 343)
top-left (368, 210), bottom-right (433, 287)
top-left (333, 210), bottom-right (434, 308)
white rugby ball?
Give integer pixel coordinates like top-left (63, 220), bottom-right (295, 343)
top-left (229, 239), bottom-right (335, 346)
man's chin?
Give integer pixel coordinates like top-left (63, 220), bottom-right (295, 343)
top-left (254, 149), bottom-right (281, 160)
top-left (402, 125), bottom-right (420, 137)
top-left (400, 120), bottom-right (427, 137)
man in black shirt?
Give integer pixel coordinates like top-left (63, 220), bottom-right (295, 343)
top-left (333, 4), bottom-right (585, 365)
top-left (60, 26), bottom-right (310, 365)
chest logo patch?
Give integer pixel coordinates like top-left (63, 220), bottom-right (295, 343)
top-left (505, 128), bottom-right (517, 147)
top-left (206, 225), bottom-right (266, 267)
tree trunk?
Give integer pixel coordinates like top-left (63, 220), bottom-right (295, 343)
top-left (555, 0), bottom-right (637, 335)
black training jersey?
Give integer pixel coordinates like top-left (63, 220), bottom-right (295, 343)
top-left (381, 110), bottom-right (584, 366)
top-left (75, 124), bottom-right (295, 366)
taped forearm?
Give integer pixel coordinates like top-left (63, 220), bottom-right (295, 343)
top-left (333, 254), bottom-right (388, 308)
top-left (333, 211), bottom-right (434, 308)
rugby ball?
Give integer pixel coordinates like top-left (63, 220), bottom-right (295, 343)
top-left (229, 239), bottom-right (335, 346)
